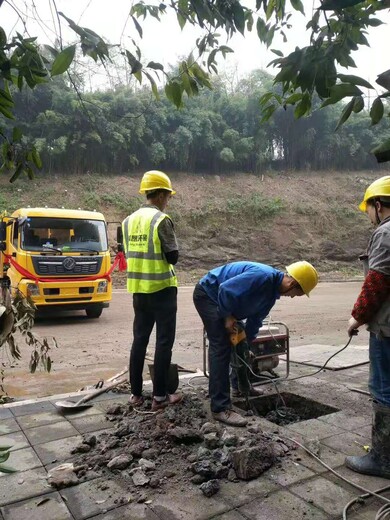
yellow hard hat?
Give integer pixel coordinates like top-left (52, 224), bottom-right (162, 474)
top-left (359, 176), bottom-right (390, 212)
top-left (139, 170), bottom-right (176, 195)
top-left (286, 261), bottom-right (319, 297)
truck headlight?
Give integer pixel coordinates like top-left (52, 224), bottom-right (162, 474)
top-left (27, 283), bottom-right (40, 296)
top-left (97, 281), bottom-right (108, 293)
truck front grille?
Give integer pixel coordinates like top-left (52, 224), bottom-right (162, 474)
top-left (32, 256), bottom-right (103, 275)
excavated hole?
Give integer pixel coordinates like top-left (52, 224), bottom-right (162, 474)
top-left (235, 392), bottom-right (339, 426)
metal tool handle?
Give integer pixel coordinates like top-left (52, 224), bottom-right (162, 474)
top-left (74, 376), bottom-right (127, 406)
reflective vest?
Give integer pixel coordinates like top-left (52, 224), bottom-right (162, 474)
top-left (122, 207), bottom-right (177, 294)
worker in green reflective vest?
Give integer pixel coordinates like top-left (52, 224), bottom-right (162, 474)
top-left (122, 170), bottom-right (182, 412)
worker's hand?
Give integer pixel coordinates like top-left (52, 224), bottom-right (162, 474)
top-left (225, 316), bottom-right (237, 333)
top-left (348, 317), bottom-right (360, 337)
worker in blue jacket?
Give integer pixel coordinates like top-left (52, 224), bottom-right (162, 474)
top-left (193, 261), bottom-right (319, 427)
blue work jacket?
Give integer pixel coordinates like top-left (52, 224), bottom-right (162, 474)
top-left (199, 262), bottom-right (284, 342)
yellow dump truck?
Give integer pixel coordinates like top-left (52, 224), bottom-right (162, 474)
top-left (4, 207), bottom-right (112, 318)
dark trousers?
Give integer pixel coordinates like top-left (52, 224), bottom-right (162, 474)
top-left (193, 283), bottom-right (232, 413)
top-left (130, 287), bottom-right (177, 397)
top-left (369, 332), bottom-right (390, 407)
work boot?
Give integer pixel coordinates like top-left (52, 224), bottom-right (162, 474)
top-left (212, 409), bottom-right (248, 427)
top-left (151, 393), bottom-right (183, 412)
top-left (129, 395), bottom-right (144, 407)
top-left (345, 401), bottom-right (390, 479)
top-left (232, 386), bottom-right (264, 398)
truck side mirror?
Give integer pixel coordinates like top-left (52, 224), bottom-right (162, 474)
top-left (0, 221), bottom-right (6, 251)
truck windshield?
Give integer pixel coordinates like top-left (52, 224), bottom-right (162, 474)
top-left (21, 217), bottom-right (108, 253)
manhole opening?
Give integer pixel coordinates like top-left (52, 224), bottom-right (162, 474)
top-left (235, 392), bottom-right (339, 425)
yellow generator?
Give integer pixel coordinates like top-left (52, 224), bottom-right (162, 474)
top-left (4, 208), bottom-right (112, 318)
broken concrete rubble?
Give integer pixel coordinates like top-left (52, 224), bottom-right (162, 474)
top-left (59, 391), bottom-right (293, 500)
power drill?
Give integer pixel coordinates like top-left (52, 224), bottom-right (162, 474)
top-left (229, 321), bottom-right (251, 397)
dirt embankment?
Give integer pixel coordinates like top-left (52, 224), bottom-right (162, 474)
top-left (2, 169), bottom-right (387, 282)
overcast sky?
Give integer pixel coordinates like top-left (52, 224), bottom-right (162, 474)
top-left (4, 0), bottom-right (390, 88)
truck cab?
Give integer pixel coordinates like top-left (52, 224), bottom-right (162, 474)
top-left (5, 208), bottom-right (112, 318)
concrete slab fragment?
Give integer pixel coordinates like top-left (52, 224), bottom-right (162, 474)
top-left (68, 414), bottom-right (112, 434)
top-left (286, 418), bottom-right (345, 440)
top-left (290, 344), bottom-right (368, 369)
top-left (238, 488), bottom-right (329, 519)
top-left (33, 434), bottom-right (83, 465)
top-left (87, 503), bottom-right (160, 520)
top-left (16, 412), bottom-right (67, 430)
top-left (147, 486), bottom-right (230, 520)
top-left (267, 459), bottom-right (316, 486)
top-left (290, 476), bottom-right (357, 516)
top-left (23, 422), bottom-right (79, 446)
top-left (0, 431), bottom-right (29, 451)
top-left (9, 402), bottom-right (57, 417)
top-left (0, 408), bottom-right (13, 419)
top-left (60, 477), bottom-right (129, 519)
top-left (0, 492), bottom-right (72, 520)
top-left (218, 476), bottom-right (279, 507)
top-left (0, 419), bottom-right (20, 435)
top-left (0, 447), bottom-right (42, 476)
top-left (0, 468), bottom-right (50, 507)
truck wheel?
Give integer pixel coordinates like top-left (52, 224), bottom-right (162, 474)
top-left (85, 306), bottom-right (103, 319)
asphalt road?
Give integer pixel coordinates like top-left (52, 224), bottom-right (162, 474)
top-left (3, 281), bottom-right (368, 399)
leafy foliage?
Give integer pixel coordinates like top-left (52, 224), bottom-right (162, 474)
top-left (4, 71), bottom-right (387, 175)
top-left (0, 287), bottom-right (55, 397)
top-left (0, 445), bottom-right (15, 474)
top-left (0, 0), bottom-right (390, 170)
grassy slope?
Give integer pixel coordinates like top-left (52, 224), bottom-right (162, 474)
top-left (2, 169), bottom-right (385, 284)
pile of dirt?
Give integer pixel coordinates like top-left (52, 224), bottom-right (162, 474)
top-left (53, 392), bottom-right (295, 500)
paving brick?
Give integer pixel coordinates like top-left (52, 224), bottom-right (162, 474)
top-left (318, 411), bottom-right (371, 430)
top-left (0, 431), bottom-right (29, 451)
top-left (218, 476), bottom-right (279, 507)
top-left (87, 503), bottom-right (160, 520)
top-left (9, 402), bottom-right (57, 417)
top-left (68, 414), bottom-right (112, 434)
top-left (238, 488), bottom-right (329, 519)
top-left (0, 468), bottom-right (50, 507)
top-left (210, 511), bottom-right (249, 520)
top-left (0, 492), bottom-right (72, 520)
top-left (326, 465), bottom-right (390, 493)
top-left (267, 459), bottom-right (316, 487)
top-left (16, 411), bottom-right (67, 430)
top-left (0, 408), bottom-right (13, 419)
top-left (291, 443), bottom-right (345, 474)
top-left (320, 431), bottom-right (372, 457)
top-left (347, 501), bottom-right (388, 519)
top-left (290, 475), bottom-right (357, 517)
top-left (60, 477), bottom-right (130, 519)
top-left (286, 418), bottom-right (345, 440)
top-left (57, 405), bottom-right (104, 418)
top-left (353, 425), bottom-right (371, 439)
top-left (0, 419), bottom-right (20, 435)
top-left (147, 486), bottom-right (230, 520)
top-left (0, 447), bottom-right (42, 475)
top-left (33, 434), bottom-right (83, 465)
top-left (94, 396), bottom-right (131, 413)
top-left (23, 421), bottom-right (79, 446)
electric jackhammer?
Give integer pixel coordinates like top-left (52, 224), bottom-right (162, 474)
top-left (229, 321), bottom-right (252, 410)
